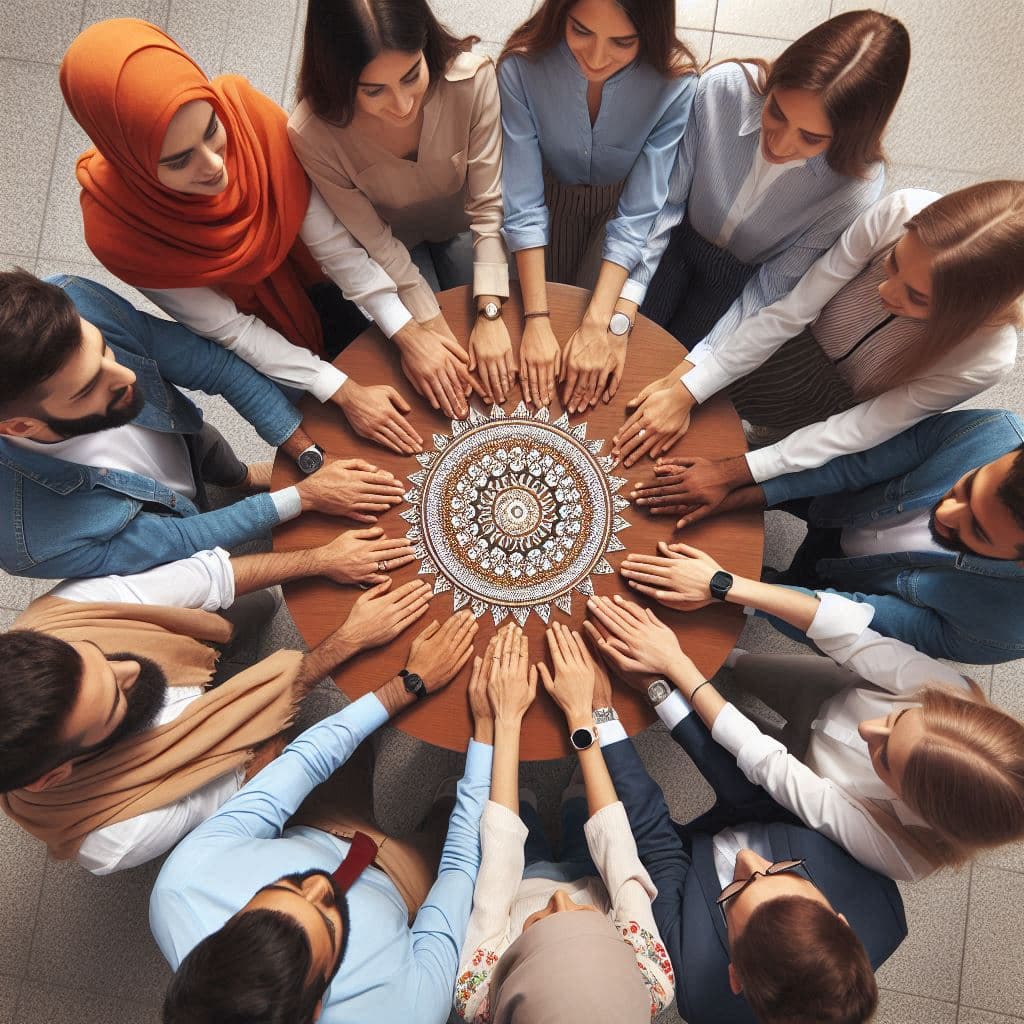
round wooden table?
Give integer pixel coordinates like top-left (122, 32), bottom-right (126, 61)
top-left (272, 284), bottom-right (763, 759)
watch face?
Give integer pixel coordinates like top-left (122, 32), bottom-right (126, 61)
top-left (709, 570), bottom-right (734, 600)
top-left (647, 680), bottom-right (671, 706)
top-left (298, 447), bottom-right (324, 475)
top-left (570, 727), bottom-right (595, 751)
top-left (609, 312), bottom-right (632, 337)
top-left (481, 301), bottom-right (501, 320)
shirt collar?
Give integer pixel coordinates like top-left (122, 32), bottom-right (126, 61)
top-left (558, 37), bottom-right (638, 86)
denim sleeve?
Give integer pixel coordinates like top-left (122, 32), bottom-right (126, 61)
top-left (603, 75), bottom-right (697, 272)
top-left (410, 740), bottom-right (493, 1020)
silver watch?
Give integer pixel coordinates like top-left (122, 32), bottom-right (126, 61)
top-left (296, 442), bottom-right (325, 475)
top-left (593, 706), bottom-right (619, 726)
top-left (647, 679), bottom-right (672, 707)
top-left (608, 311), bottom-right (633, 338)
top-left (477, 300), bottom-right (502, 321)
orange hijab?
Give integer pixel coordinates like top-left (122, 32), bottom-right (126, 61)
top-left (60, 18), bottom-right (326, 356)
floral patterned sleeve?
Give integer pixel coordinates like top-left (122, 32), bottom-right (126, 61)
top-left (619, 920), bottom-right (676, 1017)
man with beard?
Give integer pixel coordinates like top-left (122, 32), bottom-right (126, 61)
top-left (0, 535), bottom-right (432, 874)
top-left (628, 408), bottom-right (1024, 664)
top-left (0, 270), bottom-right (410, 579)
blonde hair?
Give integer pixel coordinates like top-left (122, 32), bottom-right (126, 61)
top-left (905, 180), bottom-right (1024, 367)
top-left (897, 685), bottom-right (1024, 867)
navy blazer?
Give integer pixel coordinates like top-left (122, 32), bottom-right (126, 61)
top-left (604, 715), bottom-right (907, 1024)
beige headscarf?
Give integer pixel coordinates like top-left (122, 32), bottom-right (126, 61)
top-left (488, 909), bottom-right (652, 1024)
top-left (1, 596), bottom-right (302, 859)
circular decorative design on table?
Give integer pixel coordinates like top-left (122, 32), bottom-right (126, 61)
top-left (402, 402), bottom-right (631, 625)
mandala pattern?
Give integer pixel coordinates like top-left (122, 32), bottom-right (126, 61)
top-left (402, 402), bottom-right (630, 625)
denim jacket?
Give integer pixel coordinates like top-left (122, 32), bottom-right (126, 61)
top-left (0, 276), bottom-right (301, 579)
top-left (763, 409), bottom-right (1024, 664)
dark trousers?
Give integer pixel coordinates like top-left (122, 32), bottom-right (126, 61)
top-left (520, 797), bottom-right (598, 880)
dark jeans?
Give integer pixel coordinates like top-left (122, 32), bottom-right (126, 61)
top-left (308, 282), bottom-right (373, 360)
top-left (185, 420), bottom-right (248, 511)
top-left (770, 500), bottom-right (843, 589)
top-left (520, 797), bottom-right (598, 882)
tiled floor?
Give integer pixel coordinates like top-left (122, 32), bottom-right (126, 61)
top-left (1, 0), bottom-right (1022, 1021)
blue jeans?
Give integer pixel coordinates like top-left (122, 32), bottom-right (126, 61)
top-left (520, 797), bottom-right (598, 882)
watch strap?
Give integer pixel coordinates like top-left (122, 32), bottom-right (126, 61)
top-left (592, 706), bottom-right (619, 726)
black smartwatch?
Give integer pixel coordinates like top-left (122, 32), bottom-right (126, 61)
top-left (709, 570), bottom-right (734, 601)
top-left (569, 725), bottom-right (597, 751)
top-left (399, 668), bottom-right (427, 701)
top-left (296, 442), bottom-right (325, 475)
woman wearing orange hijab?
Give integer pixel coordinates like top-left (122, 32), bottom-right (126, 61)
top-left (60, 19), bottom-right (467, 455)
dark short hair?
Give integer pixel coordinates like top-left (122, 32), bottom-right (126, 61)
top-left (996, 445), bottom-right (1024, 554)
top-left (0, 630), bottom-right (84, 792)
top-left (731, 896), bottom-right (878, 1024)
top-left (297, 0), bottom-right (478, 125)
top-left (163, 910), bottom-right (324, 1024)
top-left (0, 269), bottom-right (82, 415)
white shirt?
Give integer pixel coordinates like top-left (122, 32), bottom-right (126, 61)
top-left (678, 189), bottom-right (1018, 483)
top-left (9, 423), bottom-right (196, 500)
top-left (716, 147), bottom-right (803, 249)
top-left (141, 187), bottom-right (413, 403)
top-left (711, 592), bottom-right (971, 881)
top-left (841, 506), bottom-right (944, 558)
top-left (47, 548), bottom-right (245, 875)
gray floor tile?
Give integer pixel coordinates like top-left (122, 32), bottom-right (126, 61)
top-left (0, 816), bottom-right (48, 976)
top-left (959, 1010), bottom-right (1024, 1024)
top-left (15, 982), bottom-right (159, 1024)
top-left (715, 0), bottom-right (830, 39)
top-left (221, 0), bottom-right (297, 108)
top-left (0, 976), bottom-right (19, 1024)
top-left (875, 866), bottom-right (970, 1001)
top-left (0, 254), bottom-right (35, 273)
top-left (164, 0), bottom-right (233, 80)
top-left (34, 257), bottom-right (168, 318)
top-left (0, 61), bottom-right (65, 258)
top-left (280, 0), bottom-right (306, 112)
top-left (682, 28), bottom-right (714, 66)
top-left (431, 0), bottom-right (535, 44)
top-left (25, 856), bottom-right (171, 1003)
top-left (81, 0), bottom-right (169, 31)
top-left (675, 0), bottom-right (716, 31)
top-left (0, 0), bottom-right (84, 65)
top-left (875, 989), bottom-right (958, 1024)
top-left (961, 866), bottom-right (1024, 1017)
top-left (0, 574), bottom-right (43, 613)
top-left (708, 32), bottom-right (792, 64)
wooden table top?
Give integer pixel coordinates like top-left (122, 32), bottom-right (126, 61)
top-left (272, 283), bottom-right (763, 760)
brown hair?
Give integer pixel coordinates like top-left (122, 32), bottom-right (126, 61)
top-left (297, 0), bottom-right (478, 125)
top-left (904, 180), bottom-right (1024, 370)
top-left (897, 685), bottom-right (1024, 866)
top-left (500, 0), bottom-right (697, 78)
top-left (731, 10), bottom-right (910, 177)
top-left (731, 896), bottom-right (878, 1024)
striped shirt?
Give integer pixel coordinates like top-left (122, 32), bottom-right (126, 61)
top-left (622, 62), bottom-right (884, 349)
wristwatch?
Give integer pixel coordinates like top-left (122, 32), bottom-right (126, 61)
top-left (608, 311), bottom-right (633, 338)
top-left (647, 679), bottom-right (672, 707)
top-left (399, 668), bottom-right (427, 701)
top-left (592, 706), bottom-right (619, 726)
top-left (569, 725), bottom-right (597, 751)
top-left (709, 570), bottom-right (735, 601)
top-left (296, 442), bottom-right (325, 475)
top-left (477, 300), bottom-right (502, 321)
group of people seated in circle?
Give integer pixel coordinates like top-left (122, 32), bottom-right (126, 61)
top-left (0, 0), bottom-right (1022, 1021)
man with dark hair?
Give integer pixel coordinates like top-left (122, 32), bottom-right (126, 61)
top-left (584, 660), bottom-right (906, 1024)
top-left (0, 533), bottom-right (427, 874)
top-left (632, 409), bottom-right (1024, 663)
top-left (0, 271), bottom-right (408, 579)
top-left (151, 613), bottom-right (486, 1024)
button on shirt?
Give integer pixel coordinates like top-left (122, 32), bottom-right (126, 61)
top-left (498, 41), bottom-right (696, 271)
top-left (150, 694), bottom-right (493, 1024)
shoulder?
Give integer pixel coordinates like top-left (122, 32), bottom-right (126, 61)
top-left (697, 61), bottom-right (759, 101)
top-left (47, 275), bottom-right (146, 336)
top-left (872, 187), bottom-right (942, 225)
top-left (444, 50), bottom-right (494, 84)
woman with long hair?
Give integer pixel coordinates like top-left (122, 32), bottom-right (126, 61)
top-left (498, 0), bottom-right (697, 412)
top-left (592, 548), bottom-right (1024, 881)
top-left (619, 10), bottom-right (909, 364)
top-left (59, 18), bottom-right (430, 456)
top-left (289, 0), bottom-right (513, 410)
top-left (618, 182), bottom-right (1024, 519)
top-left (455, 623), bottom-right (673, 1022)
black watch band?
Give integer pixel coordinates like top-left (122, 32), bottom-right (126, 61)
top-left (709, 570), bottom-right (734, 601)
top-left (399, 667), bottom-right (427, 701)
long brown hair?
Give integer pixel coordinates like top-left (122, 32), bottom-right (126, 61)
top-left (500, 0), bottom-right (697, 78)
top-left (906, 180), bottom-right (1024, 367)
top-left (732, 10), bottom-right (910, 177)
top-left (297, 0), bottom-right (478, 125)
top-left (897, 685), bottom-right (1024, 866)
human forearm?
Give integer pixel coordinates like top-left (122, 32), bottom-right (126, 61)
top-left (229, 547), bottom-right (332, 597)
top-left (279, 425), bottom-right (318, 465)
top-left (295, 625), bottom-right (365, 696)
top-left (725, 574), bottom-right (821, 634)
top-left (515, 247), bottom-right (549, 314)
top-left (489, 719), bottom-right (523, 811)
top-left (663, 655), bottom-right (728, 733)
top-left (575, 741), bottom-right (619, 818)
top-left (584, 261), bottom-right (631, 327)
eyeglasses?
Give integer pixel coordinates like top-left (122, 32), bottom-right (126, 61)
top-left (716, 859), bottom-right (810, 925)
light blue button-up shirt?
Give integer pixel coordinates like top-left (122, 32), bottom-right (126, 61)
top-left (623, 62), bottom-right (885, 350)
top-left (150, 693), bottom-right (493, 1024)
top-left (498, 41), bottom-right (696, 271)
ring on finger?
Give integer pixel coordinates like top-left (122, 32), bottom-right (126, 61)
top-left (377, 560), bottom-right (388, 572)
top-left (638, 427), bottom-right (647, 439)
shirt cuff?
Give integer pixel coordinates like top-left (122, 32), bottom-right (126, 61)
top-left (806, 591), bottom-right (876, 649)
top-left (597, 720), bottom-right (628, 746)
top-left (309, 362), bottom-right (349, 403)
top-left (711, 702), bottom-right (783, 778)
top-left (620, 278), bottom-right (648, 305)
top-left (346, 691), bottom-right (393, 736)
top-left (403, 284), bottom-right (442, 324)
top-left (678, 357), bottom-right (723, 404)
top-left (269, 486), bottom-right (302, 523)
top-left (655, 689), bottom-right (692, 731)
top-left (361, 292), bottom-right (413, 340)
top-left (473, 260), bottom-right (510, 300)
top-left (465, 738), bottom-right (495, 781)
top-left (743, 445), bottom-right (785, 485)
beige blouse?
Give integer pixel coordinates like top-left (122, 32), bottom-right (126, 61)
top-left (288, 51), bottom-right (508, 323)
